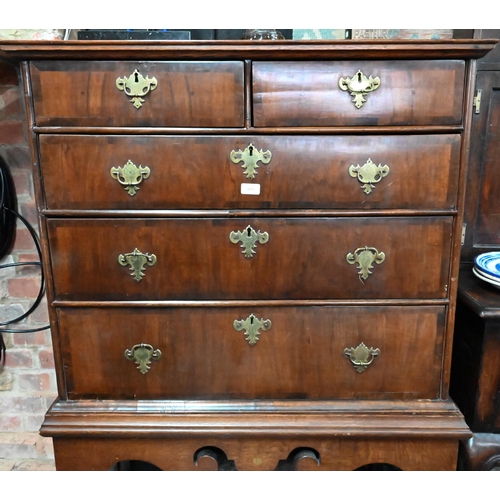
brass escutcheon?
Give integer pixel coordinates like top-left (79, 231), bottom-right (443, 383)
top-left (349, 158), bottom-right (390, 195)
top-left (346, 246), bottom-right (385, 281)
top-left (344, 342), bottom-right (380, 373)
top-left (124, 343), bottom-right (162, 374)
top-left (229, 225), bottom-right (269, 259)
top-left (233, 314), bottom-right (272, 346)
top-left (110, 160), bottom-right (151, 196)
top-left (116, 69), bottom-right (158, 109)
top-left (118, 248), bottom-right (157, 282)
top-left (230, 143), bottom-right (272, 180)
top-left (339, 70), bottom-right (381, 109)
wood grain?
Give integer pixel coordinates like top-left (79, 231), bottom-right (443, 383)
top-left (253, 60), bottom-right (465, 127)
top-left (39, 134), bottom-right (461, 211)
top-left (30, 60), bottom-right (245, 127)
top-left (57, 305), bottom-right (445, 400)
top-left (46, 217), bottom-right (453, 301)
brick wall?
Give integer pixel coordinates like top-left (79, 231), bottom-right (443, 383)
top-left (0, 60), bottom-right (56, 470)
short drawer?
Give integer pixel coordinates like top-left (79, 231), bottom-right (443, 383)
top-left (253, 60), bottom-right (465, 127)
top-left (58, 305), bottom-right (445, 400)
top-left (47, 217), bottom-right (452, 301)
top-left (30, 61), bottom-right (245, 127)
top-left (39, 134), bottom-right (461, 211)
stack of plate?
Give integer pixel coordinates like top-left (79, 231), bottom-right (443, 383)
top-left (473, 252), bottom-right (500, 290)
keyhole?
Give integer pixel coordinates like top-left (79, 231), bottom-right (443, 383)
top-left (134, 71), bottom-right (139, 83)
top-left (249, 146), bottom-right (254, 156)
top-left (247, 227), bottom-right (252, 237)
top-left (250, 316), bottom-right (254, 325)
top-left (357, 71), bottom-right (362, 83)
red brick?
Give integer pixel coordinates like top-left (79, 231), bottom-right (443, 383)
top-left (11, 228), bottom-right (37, 252)
top-left (0, 396), bottom-right (44, 413)
top-left (0, 120), bottom-right (25, 144)
top-left (18, 372), bottom-right (51, 392)
top-left (0, 416), bottom-right (22, 432)
top-left (17, 253), bottom-right (40, 263)
top-left (7, 277), bottom-right (41, 298)
top-left (30, 299), bottom-right (50, 324)
top-left (35, 436), bottom-right (55, 459)
top-left (0, 369), bottom-right (14, 391)
top-left (19, 201), bottom-right (39, 227)
top-left (0, 86), bottom-right (22, 118)
top-left (3, 349), bottom-right (34, 368)
top-left (12, 331), bottom-right (47, 346)
top-left (26, 414), bottom-right (46, 433)
top-left (12, 170), bottom-right (31, 197)
top-left (38, 348), bottom-right (55, 369)
top-left (0, 61), bottom-right (19, 85)
top-left (0, 146), bottom-right (32, 170)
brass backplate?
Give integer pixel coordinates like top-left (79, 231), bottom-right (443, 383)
top-left (229, 225), bottom-right (269, 259)
top-left (124, 343), bottom-right (162, 374)
top-left (230, 143), bottom-right (272, 180)
top-left (344, 342), bottom-right (380, 373)
top-left (346, 246), bottom-right (385, 281)
top-left (233, 314), bottom-right (272, 346)
top-left (110, 160), bottom-right (151, 196)
top-left (339, 70), bottom-right (381, 109)
top-left (349, 158), bottom-right (390, 194)
top-left (118, 248), bottom-right (157, 282)
top-left (116, 69), bottom-right (158, 109)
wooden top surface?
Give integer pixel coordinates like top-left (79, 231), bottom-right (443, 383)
top-left (458, 265), bottom-right (500, 318)
top-left (0, 39), bottom-right (497, 61)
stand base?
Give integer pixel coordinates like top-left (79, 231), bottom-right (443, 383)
top-left (41, 399), bottom-right (470, 471)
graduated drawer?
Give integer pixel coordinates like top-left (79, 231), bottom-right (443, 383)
top-left (57, 305), bottom-right (445, 400)
top-left (47, 217), bottom-right (452, 301)
top-left (29, 61), bottom-right (244, 127)
top-left (253, 60), bottom-right (465, 127)
top-left (39, 134), bottom-right (461, 211)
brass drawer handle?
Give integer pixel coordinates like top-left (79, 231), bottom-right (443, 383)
top-left (344, 342), bottom-right (380, 373)
top-left (339, 70), bottom-right (380, 109)
top-left (110, 160), bottom-right (151, 196)
top-left (346, 246), bottom-right (385, 281)
top-left (349, 158), bottom-right (390, 195)
top-left (230, 225), bottom-right (269, 259)
top-left (233, 314), bottom-right (272, 346)
top-left (116, 69), bottom-right (158, 109)
top-left (124, 343), bottom-right (162, 374)
top-left (118, 248), bottom-right (157, 282)
top-left (230, 143), bottom-right (272, 180)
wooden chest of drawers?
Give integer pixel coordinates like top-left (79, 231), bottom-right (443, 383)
top-left (1, 39), bottom-right (495, 471)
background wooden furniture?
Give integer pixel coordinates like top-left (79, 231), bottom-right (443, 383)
top-left (0, 39), bottom-right (494, 471)
top-left (450, 29), bottom-right (500, 470)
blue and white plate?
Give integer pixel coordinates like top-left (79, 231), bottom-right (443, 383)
top-left (474, 252), bottom-right (500, 280)
top-left (474, 265), bottom-right (500, 283)
top-left (473, 267), bottom-right (500, 290)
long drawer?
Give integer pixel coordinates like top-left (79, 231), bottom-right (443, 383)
top-left (29, 61), bottom-right (245, 127)
top-left (47, 217), bottom-right (453, 301)
top-left (57, 305), bottom-right (446, 400)
top-left (253, 60), bottom-right (465, 127)
top-left (39, 134), bottom-right (461, 211)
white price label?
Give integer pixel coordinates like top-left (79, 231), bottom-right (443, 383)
top-left (240, 183), bottom-right (261, 195)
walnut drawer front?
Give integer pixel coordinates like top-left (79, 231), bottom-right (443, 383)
top-left (39, 134), bottom-right (461, 211)
top-left (47, 217), bottom-right (452, 301)
top-left (29, 61), bottom-right (245, 127)
top-left (253, 60), bottom-right (465, 127)
top-left (57, 305), bottom-right (445, 400)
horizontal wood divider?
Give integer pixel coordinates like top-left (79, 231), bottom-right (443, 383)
top-left (51, 299), bottom-right (450, 308)
top-left (33, 125), bottom-right (465, 135)
top-left (41, 209), bottom-right (459, 218)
